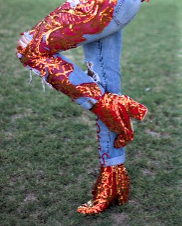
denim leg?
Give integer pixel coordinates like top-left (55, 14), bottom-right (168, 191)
top-left (83, 30), bottom-right (125, 167)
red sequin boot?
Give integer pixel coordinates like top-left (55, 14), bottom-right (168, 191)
top-left (91, 93), bottom-right (147, 147)
top-left (76, 164), bottom-right (129, 215)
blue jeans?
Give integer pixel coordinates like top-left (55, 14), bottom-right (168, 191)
top-left (17, 0), bottom-right (141, 167)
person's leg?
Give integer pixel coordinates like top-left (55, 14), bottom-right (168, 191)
top-left (76, 0), bottom-right (147, 214)
top-left (83, 29), bottom-right (125, 167)
top-left (76, 28), bottom-right (130, 215)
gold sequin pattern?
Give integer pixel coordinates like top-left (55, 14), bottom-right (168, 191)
top-left (30, 54), bottom-right (102, 99)
top-left (17, 0), bottom-right (117, 58)
top-left (76, 164), bottom-right (129, 214)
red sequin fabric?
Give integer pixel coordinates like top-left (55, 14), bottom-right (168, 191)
top-left (18, 0), bottom-right (117, 57)
top-left (76, 164), bottom-right (129, 214)
top-left (91, 93), bottom-right (148, 148)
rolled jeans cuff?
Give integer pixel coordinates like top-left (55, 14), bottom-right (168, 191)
top-left (104, 154), bottom-right (125, 166)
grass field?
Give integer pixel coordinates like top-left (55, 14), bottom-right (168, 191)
top-left (0, 0), bottom-right (182, 225)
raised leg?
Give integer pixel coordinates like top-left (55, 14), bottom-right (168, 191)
top-left (16, 0), bottom-right (146, 146)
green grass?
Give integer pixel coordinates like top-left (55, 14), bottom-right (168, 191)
top-left (0, 0), bottom-right (182, 225)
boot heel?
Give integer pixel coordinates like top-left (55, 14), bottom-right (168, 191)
top-left (116, 189), bottom-right (129, 206)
